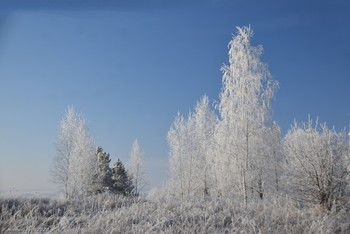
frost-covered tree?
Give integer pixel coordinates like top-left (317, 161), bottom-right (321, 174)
top-left (51, 106), bottom-right (96, 199)
top-left (166, 26), bottom-right (279, 202)
top-left (112, 159), bottom-right (134, 196)
top-left (167, 113), bottom-right (188, 198)
top-left (283, 118), bottom-right (349, 210)
top-left (167, 96), bottom-right (217, 199)
top-left (92, 147), bottom-right (113, 194)
top-left (70, 118), bottom-right (96, 198)
top-left (215, 26), bottom-right (278, 203)
top-left (189, 96), bottom-right (217, 198)
top-left (52, 107), bottom-right (77, 198)
top-left (128, 139), bottom-right (147, 196)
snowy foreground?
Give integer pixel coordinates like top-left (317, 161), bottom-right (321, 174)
top-left (1, 194), bottom-right (350, 233)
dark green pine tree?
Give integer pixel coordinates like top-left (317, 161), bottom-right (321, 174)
top-left (111, 159), bottom-right (134, 196)
top-left (92, 147), bottom-right (114, 194)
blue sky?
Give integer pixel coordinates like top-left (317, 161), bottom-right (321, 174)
top-left (0, 0), bottom-right (349, 194)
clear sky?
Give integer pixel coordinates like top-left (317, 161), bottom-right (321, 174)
top-left (0, 0), bottom-right (349, 194)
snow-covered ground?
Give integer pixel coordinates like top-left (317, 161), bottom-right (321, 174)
top-left (1, 194), bottom-right (350, 233)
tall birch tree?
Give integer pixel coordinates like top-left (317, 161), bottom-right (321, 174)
top-left (216, 26), bottom-right (278, 203)
top-left (167, 96), bottom-right (217, 198)
top-left (190, 96), bottom-right (217, 198)
top-left (52, 106), bottom-right (77, 198)
top-left (167, 113), bottom-right (188, 198)
top-left (128, 139), bottom-right (147, 195)
top-left (52, 106), bottom-right (96, 198)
